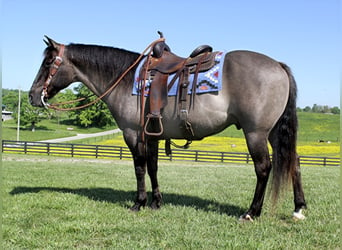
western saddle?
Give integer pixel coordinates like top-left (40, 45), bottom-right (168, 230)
top-left (140, 32), bottom-right (219, 145)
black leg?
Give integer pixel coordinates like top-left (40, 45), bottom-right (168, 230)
top-left (146, 139), bottom-right (162, 209)
top-left (123, 129), bottom-right (148, 211)
top-left (131, 157), bottom-right (147, 211)
top-left (130, 141), bottom-right (148, 211)
top-left (241, 132), bottom-right (271, 221)
top-left (269, 130), bottom-right (307, 220)
top-left (292, 154), bottom-right (307, 219)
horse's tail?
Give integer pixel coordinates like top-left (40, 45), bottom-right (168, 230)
top-left (270, 62), bottom-right (298, 203)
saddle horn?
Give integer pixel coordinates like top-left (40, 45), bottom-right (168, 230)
top-left (153, 31), bottom-right (171, 58)
top-left (157, 31), bottom-right (164, 38)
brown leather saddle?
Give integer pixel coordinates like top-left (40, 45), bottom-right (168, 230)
top-left (140, 33), bottom-right (218, 139)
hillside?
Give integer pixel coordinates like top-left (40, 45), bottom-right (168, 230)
top-left (94, 112), bottom-right (340, 157)
top-left (216, 112), bottom-right (340, 142)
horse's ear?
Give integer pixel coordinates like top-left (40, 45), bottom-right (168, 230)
top-left (43, 35), bottom-right (60, 49)
top-left (43, 37), bottom-right (50, 46)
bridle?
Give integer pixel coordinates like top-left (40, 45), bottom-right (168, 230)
top-left (41, 44), bottom-right (65, 107)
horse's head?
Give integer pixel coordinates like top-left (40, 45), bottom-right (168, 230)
top-left (29, 36), bottom-right (75, 107)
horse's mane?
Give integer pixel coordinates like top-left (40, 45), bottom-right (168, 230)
top-left (66, 43), bottom-right (140, 82)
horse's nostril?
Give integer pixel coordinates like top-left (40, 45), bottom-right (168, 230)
top-left (29, 95), bottom-right (33, 105)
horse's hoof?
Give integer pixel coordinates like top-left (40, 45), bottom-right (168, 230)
top-left (150, 201), bottom-right (161, 210)
top-left (293, 209), bottom-right (305, 220)
top-left (239, 214), bottom-right (254, 222)
top-left (130, 204), bottom-right (141, 212)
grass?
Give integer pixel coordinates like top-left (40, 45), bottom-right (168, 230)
top-left (215, 112), bottom-right (340, 142)
top-left (1, 118), bottom-right (112, 142)
top-left (3, 154), bottom-right (340, 249)
top-left (297, 112), bottom-right (340, 142)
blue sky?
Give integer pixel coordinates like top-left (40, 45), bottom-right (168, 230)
top-left (2, 0), bottom-right (340, 107)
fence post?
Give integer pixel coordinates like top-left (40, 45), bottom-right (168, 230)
top-left (195, 151), bottom-right (199, 162)
top-left (47, 143), bottom-right (50, 156)
top-left (95, 145), bottom-right (98, 158)
top-left (119, 147), bottom-right (123, 160)
top-left (71, 144), bottom-right (74, 157)
top-left (323, 157), bottom-right (327, 167)
top-left (24, 141), bottom-right (27, 154)
top-left (221, 152), bottom-right (224, 163)
top-left (246, 153), bottom-right (249, 164)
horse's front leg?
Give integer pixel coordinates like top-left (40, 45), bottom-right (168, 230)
top-left (129, 140), bottom-right (148, 211)
top-left (146, 139), bottom-right (162, 209)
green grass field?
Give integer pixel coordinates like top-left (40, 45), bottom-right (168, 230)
top-left (1, 118), bottom-right (109, 142)
top-left (3, 154), bottom-right (340, 249)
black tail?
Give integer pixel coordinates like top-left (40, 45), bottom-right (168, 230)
top-left (270, 62), bottom-right (298, 202)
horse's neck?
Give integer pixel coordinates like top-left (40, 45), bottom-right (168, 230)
top-left (68, 44), bottom-right (139, 96)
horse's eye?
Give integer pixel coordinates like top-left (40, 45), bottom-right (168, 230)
top-left (44, 59), bottom-right (53, 67)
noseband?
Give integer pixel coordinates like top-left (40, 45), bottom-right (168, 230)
top-left (41, 44), bottom-right (65, 107)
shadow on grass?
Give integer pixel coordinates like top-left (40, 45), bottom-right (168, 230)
top-left (6, 125), bottom-right (53, 131)
top-left (10, 186), bottom-right (245, 217)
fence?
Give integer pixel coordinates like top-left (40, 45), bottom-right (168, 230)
top-left (2, 140), bottom-right (340, 167)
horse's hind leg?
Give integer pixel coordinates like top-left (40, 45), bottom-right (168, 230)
top-left (268, 132), bottom-right (306, 219)
top-left (240, 131), bottom-right (272, 221)
top-left (146, 139), bottom-right (162, 209)
top-left (292, 154), bottom-right (307, 219)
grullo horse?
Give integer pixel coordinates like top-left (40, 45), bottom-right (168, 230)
top-left (29, 36), bottom-right (306, 221)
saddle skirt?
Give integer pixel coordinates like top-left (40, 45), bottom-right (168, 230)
top-left (133, 51), bottom-right (226, 96)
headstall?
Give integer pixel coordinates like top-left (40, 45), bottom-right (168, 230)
top-left (41, 44), bottom-right (65, 107)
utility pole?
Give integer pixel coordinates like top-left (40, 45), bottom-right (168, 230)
top-left (16, 87), bottom-right (21, 141)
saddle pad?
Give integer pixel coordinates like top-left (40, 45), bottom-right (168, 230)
top-left (132, 51), bottom-right (226, 96)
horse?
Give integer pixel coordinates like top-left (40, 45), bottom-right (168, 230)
top-left (29, 36), bottom-right (306, 221)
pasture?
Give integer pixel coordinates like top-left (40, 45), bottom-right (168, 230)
top-left (2, 112), bottom-right (340, 157)
top-left (67, 112), bottom-right (341, 158)
top-left (3, 154), bottom-right (339, 249)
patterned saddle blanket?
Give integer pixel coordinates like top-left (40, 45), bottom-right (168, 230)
top-left (133, 51), bottom-right (226, 96)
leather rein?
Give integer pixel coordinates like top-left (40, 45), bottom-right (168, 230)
top-left (41, 37), bottom-right (165, 111)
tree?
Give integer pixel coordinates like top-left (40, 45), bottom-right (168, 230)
top-left (12, 95), bottom-right (49, 131)
top-left (2, 89), bottom-right (22, 111)
top-left (311, 104), bottom-right (322, 113)
top-left (59, 84), bottom-right (116, 128)
top-left (331, 106), bottom-right (340, 114)
top-left (303, 106), bottom-right (311, 112)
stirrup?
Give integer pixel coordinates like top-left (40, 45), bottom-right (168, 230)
top-left (144, 114), bottom-right (164, 136)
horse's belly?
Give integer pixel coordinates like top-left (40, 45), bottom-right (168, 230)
top-left (161, 104), bottom-right (231, 139)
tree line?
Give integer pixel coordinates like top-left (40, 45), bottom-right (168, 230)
top-left (297, 104), bottom-right (340, 114)
top-left (2, 86), bottom-right (116, 131)
top-left (2, 86), bottom-right (340, 131)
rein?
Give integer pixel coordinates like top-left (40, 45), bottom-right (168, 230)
top-left (41, 37), bottom-right (166, 111)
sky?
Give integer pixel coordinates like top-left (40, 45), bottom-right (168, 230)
top-left (2, 0), bottom-right (341, 108)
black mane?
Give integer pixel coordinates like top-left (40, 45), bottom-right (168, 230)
top-left (66, 43), bottom-right (140, 82)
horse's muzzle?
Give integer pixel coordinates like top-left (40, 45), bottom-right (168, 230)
top-left (29, 93), bottom-right (44, 107)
